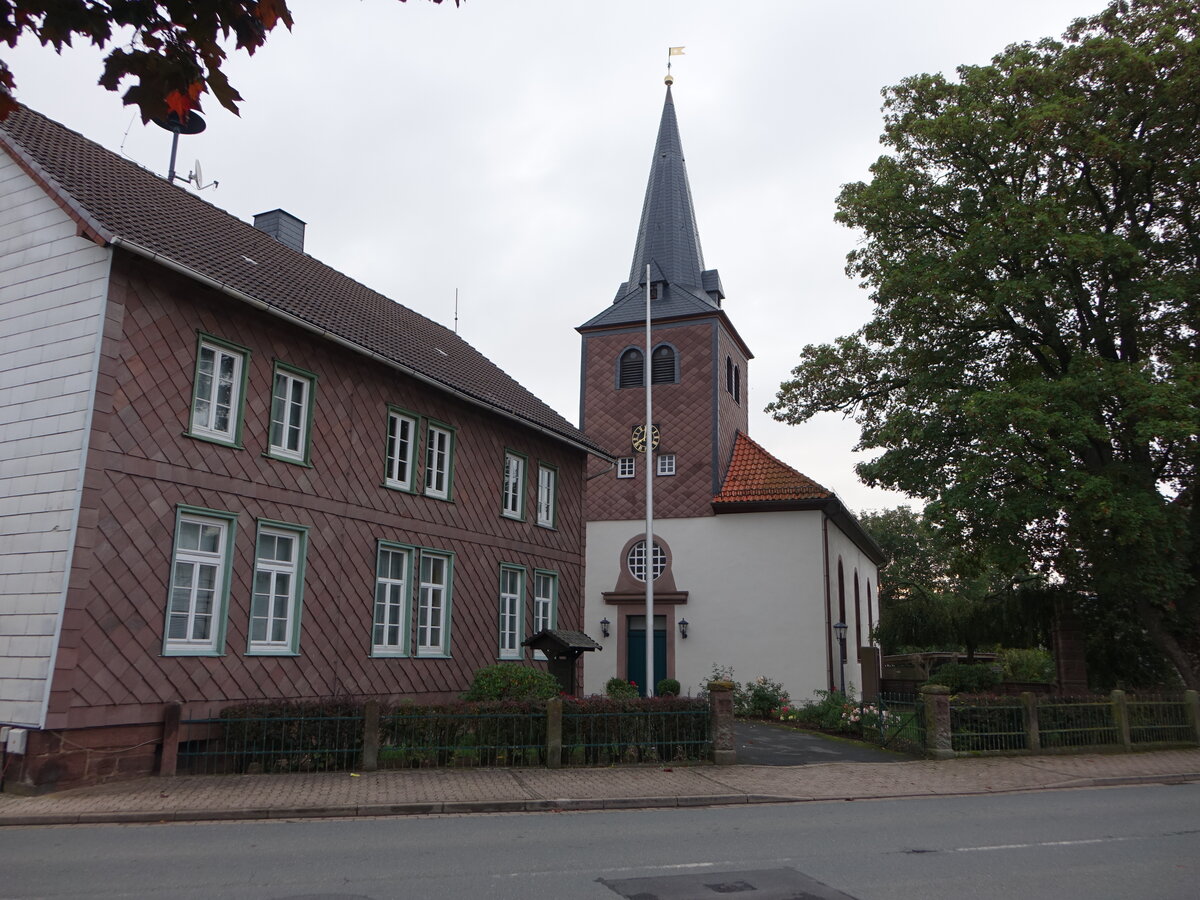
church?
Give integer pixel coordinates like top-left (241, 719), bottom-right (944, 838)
top-left (578, 82), bottom-right (885, 700)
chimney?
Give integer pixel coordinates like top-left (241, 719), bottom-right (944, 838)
top-left (253, 209), bottom-right (306, 253)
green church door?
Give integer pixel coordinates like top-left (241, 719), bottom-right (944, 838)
top-left (626, 615), bottom-right (667, 697)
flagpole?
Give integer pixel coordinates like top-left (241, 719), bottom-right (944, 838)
top-left (644, 262), bottom-right (654, 699)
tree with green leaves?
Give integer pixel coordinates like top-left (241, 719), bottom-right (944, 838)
top-left (1, 1), bottom-right (456, 123)
top-left (859, 507), bottom-right (1047, 660)
top-left (769, 1), bottom-right (1200, 686)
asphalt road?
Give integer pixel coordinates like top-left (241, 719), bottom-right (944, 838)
top-left (2, 783), bottom-right (1197, 899)
top-left (733, 720), bottom-right (906, 765)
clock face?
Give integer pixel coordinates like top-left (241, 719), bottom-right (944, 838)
top-left (631, 423), bottom-right (660, 453)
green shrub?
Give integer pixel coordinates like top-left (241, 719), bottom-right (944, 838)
top-left (925, 662), bottom-right (1001, 694)
top-left (742, 675), bottom-right (789, 718)
top-left (461, 664), bottom-right (561, 701)
top-left (780, 690), bottom-right (855, 732)
top-left (656, 678), bottom-right (681, 697)
top-left (999, 648), bottom-right (1055, 683)
top-left (606, 677), bottom-right (640, 699)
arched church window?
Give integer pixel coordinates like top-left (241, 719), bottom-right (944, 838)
top-left (651, 344), bottom-right (677, 384)
top-left (734, 364), bottom-right (741, 403)
top-left (618, 348), bottom-right (644, 388)
top-left (854, 571), bottom-right (862, 649)
top-left (726, 357), bottom-right (733, 393)
top-left (627, 540), bottom-right (666, 582)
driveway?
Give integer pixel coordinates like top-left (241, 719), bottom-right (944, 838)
top-left (734, 720), bottom-right (907, 765)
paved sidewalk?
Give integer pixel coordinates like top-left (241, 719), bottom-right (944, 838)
top-left (2, 748), bottom-right (1198, 826)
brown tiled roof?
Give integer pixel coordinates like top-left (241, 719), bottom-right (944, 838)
top-left (0, 106), bottom-right (605, 457)
top-left (713, 432), bottom-right (833, 505)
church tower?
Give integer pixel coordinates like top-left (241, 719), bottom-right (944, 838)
top-left (579, 82), bottom-right (883, 699)
top-left (578, 84), bottom-right (752, 521)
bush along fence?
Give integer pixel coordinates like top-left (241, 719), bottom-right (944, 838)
top-left (914, 686), bottom-right (1200, 759)
top-left (161, 685), bottom-right (734, 777)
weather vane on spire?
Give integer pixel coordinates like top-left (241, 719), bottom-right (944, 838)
top-left (666, 46), bottom-right (685, 84)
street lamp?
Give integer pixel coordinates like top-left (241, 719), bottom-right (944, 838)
top-left (833, 621), bottom-right (848, 696)
top-left (600, 617), bottom-right (610, 638)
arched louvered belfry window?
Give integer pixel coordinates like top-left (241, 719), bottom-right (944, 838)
top-left (651, 344), bottom-right (677, 384)
top-left (734, 364), bottom-right (741, 403)
top-left (618, 348), bottom-right (644, 388)
top-left (726, 356), bottom-right (733, 393)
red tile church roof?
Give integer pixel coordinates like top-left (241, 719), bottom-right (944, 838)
top-left (713, 432), bottom-right (833, 505)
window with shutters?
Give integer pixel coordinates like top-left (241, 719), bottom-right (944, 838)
top-left (618, 348), bottom-right (644, 388)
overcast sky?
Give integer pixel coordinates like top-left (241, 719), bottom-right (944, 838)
top-left (6, 0), bottom-right (1107, 514)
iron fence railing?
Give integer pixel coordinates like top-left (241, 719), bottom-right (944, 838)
top-left (379, 709), bottom-right (547, 768)
top-left (950, 698), bottom-right (1027, 752)
top-left (1038, 697), bottom-right (1118, 749)
top-left (1128, 694), bottom-right (1195, 745)
top-left (178, 714), bottom-right (365, 775)
top-left (561, 706), bottom-right (711, 765)
top-left (873, 693), bottom-right (925, 752)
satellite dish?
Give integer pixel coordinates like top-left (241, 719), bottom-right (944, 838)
top-left (192, 160), bottom-right (203, 187)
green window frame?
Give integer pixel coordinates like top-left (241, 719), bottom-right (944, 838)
top-left (501, 450), bottom-right (527, 520)
top-left (266, 361), bottom-right (316, 465)
top-left (384, 407), bottom-right (419, 492)
top-left (163, 505), bottom-right (237, 657)
top-left (372, 541), bottom-right (413, 657)
top-left (187, 334), bottom-right (250, 447)
top-left (424, 421), bottom-right (455, 501)
top-left (498, 564), bottom-right (525, 659)
top-left (536, 464), bottom-right (557, 528)
top-left (415, 549), bottom-right (454, 657)
top-left (532, 570), bottom-right (558, 660)
top-left (246, 519), bottom-right (308, 655)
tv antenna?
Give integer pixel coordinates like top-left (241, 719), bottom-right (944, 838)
top-left (152, 111), bottom-right (216, 189)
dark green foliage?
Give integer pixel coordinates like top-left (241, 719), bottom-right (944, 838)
top-left (925, 663), bottom-right (1002, 694)
top-left (216, 700), bottom-right (364, 773)
top-left (770, 1), bottom-right (1200, 688)
top-left (381, 701), bottom-right (547, 767)
top-left (999, 648), bottom-right (1055, 683)
top-left (656, 678), bottom-right (681, 697)
top-left (561, 696), bottom-right (710, 764)
top-left (461, 664), bottom-right (562, 701)
top-left (605, 677), bottom-right (640, 699)
top-left (741, 676), bottom-right (790, 718)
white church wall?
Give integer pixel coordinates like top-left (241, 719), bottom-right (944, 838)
top-left (825, 520), bottom-right (882, 697)
top-left (584, 510), bottom-right (834, 702)
top-left (0, 153), bottom-right (111, 727)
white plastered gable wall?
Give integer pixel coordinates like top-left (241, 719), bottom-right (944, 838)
top-left (0, 150), bottom-right (111, 727)
top-left (584, 509), bottom-right (854, 700)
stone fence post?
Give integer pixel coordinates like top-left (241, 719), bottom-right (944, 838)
top-left (159, 702), bottom-right (182, 777)
top-left (361, 700), bottom-right (380, 772)
top-left (546, 697), bottom-right (563, 769)
top-left (1021, 692), bottom-right (1040, 753)
top-left (920, 685), bottom-right (954, 760)
top-left (708, 681), bottom-right (736, 765)
top-left (1111, 690), bottom-right (1131, 751)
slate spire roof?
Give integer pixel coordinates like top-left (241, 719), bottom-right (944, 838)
top-left (1, 106), bottom-right (605, 457)
top-left (579, 85), bottom-right (726, 331)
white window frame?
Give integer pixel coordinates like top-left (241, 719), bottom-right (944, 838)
top-left (267, 363), bottom-right (314, 464)
top-left (416, 550), bottom-right (453, 656)
top-left (628, 540), bottom-right (667, 582)
top-left (164, 507), bottom-right (236, 656)
top-left (501, 451), bottom-right (526, 520)
top-left (385, 409), bottom-right (418, 491)
top-left (498, 565), bottom-right (524, 659)
top-left (536, 464), bottom-right (557, 528)
top-left (372, 542), bottom-right (412, 656)
top-left (617, 457), bottom-right (636, 479)
top-left (656, 454), bottom-right (676, 476)
top-left (532, 570), bottom-right (557, 660)
top-left (247, 521), bottom-right (307, 655)
top-left (189, 336), bottom-right (248, 445)
top-left (424, 423), bottom-right (454, 500)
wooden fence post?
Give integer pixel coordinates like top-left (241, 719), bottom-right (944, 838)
top-left (1184, 691), bottom-right (1200, 745)
top-left (361, 700), bottom-right (379, 772)
top-left (708, 681), bottom-right (736, 765)
top-left (1021, 692), bottom-right (1040, 753)
top-left (159, 702), bottom-right (182, 777)
top-left (1111, 690), bottom-right (1131, 751)
top-left (920, 685), bottom-right (954, 759)
top-left (546, 698), bottom-right (563, 769)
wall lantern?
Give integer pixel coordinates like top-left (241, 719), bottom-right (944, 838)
top-left (833, 621), bottom-right (848, 695)
top-left (600, 617), bottom-right (611, 638)
top-left (678, 618), bottom-right (689, 639)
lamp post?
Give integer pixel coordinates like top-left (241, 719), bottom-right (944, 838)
top-left (833, 621), bottom-right (848, 696)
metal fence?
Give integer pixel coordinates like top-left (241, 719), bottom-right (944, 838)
top-left (379, 708), bottom-right (547, 768)
top-left (1038, 697), bottom-right (1118, 749)
top-left (561, 706), bottom-right (711, 765)
top-left (873, 693), bottom-right (926, 752)
top-left (178, 713), bottom-right (365, 775)
top-left (1128, 694), bottom-right (1196, 745)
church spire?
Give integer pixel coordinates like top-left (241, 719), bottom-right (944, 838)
top-left (626, 84), bottom-right (706, 290)
top-left (579, 83), bottom-right (724, 331)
